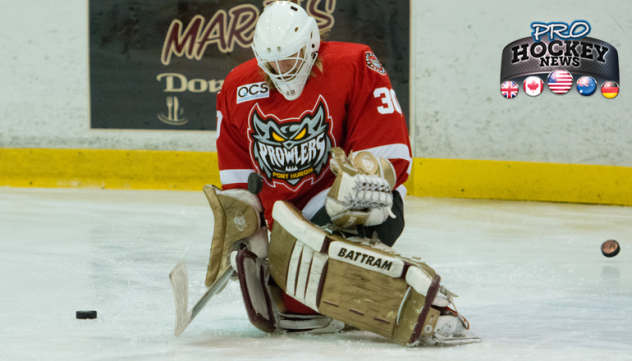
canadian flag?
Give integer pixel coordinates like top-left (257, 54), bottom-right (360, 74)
top-left (523, 76), bottom-right (544, 97)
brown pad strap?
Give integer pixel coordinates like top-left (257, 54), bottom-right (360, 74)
top-left (236, 249), bottom-right (277, 333)
top-left (409, 275), bottom-right (441, 344)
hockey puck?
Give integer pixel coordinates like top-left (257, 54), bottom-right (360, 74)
top-left (248, 172), bottom-right (263, 195)
top-left (76, 310), bottom-right (97, 319)
top-left (601, 240), bottom-right (620, 258)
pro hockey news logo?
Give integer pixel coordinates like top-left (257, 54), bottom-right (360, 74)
top-left (248, 96), bottom-right (335, 190)
top-left (500, 21), bottom-right (620, 98)
top-left (522, 21), bottom-right (598, 67)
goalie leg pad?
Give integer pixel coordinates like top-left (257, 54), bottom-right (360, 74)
top-left (203, 185), bottom-right (267, 288)
top-left (235, 249), bottom-right (276, 333)
top-left (234, 249), bottom-right (345, 334)
top-left (268, 201), bottom-right (462, 346)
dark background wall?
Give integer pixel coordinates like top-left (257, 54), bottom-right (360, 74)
top-left (89, 0), bottom-right (410, 131)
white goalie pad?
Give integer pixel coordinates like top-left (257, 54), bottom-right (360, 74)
top-left (284, 242), bottom-right (328, 311)
top-left (268, 200), bottom-right (480, 347)
top-left (328, 240), bottom-right (405, 278)
top-left (272, 200), bottom-right (329, 251)
top-left (233, 248), bottom-right (343, 334)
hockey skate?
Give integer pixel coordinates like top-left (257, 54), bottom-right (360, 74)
top-left (416, 307), bottom-right (480, 346)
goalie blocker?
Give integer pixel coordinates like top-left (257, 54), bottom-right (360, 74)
top-left (202, 185), bottom-right (268, 287)
top-left (265, 201), bottom-right (480, 346)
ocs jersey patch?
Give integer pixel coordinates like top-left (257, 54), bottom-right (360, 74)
top-left (365, 52), bottom-right (386, 75)
top-left (237, 82), bottom-right (270, 104)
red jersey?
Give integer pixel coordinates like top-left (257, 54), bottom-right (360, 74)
top-left (216, 41), bottom-right (412, 227)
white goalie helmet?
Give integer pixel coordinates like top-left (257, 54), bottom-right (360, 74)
top-left (252, 1), bottom-right (321, 101)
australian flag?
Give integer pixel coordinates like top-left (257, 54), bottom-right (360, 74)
top-left (576, 76), bottom-right (597, 96)
top-left (501, 81), bottom-right (519, 99)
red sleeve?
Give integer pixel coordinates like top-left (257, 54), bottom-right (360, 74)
top-left (344, 47), bottom-right (412, 191)
top-left (216, 77), bottom-right (253, 191)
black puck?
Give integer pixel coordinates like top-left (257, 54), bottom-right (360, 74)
top-left (248, 172), bottom-right (263, 195)
top-left (601, 240), bottom-right (620, 258)
top-left (76, 310), bottom-right (97, 319)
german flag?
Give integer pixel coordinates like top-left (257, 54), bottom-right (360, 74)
top-left (601, 81), bottom-right (619, 99)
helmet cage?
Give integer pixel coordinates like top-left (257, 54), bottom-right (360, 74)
top-left (252, 38), bottom-right (317, 100)
top-left (251, 1), bottom-right (320, 101)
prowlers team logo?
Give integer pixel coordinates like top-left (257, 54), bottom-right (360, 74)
top-left (249, 97), bottom-right (334, 189)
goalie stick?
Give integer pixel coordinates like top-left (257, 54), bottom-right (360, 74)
top-left (169, 260), bottom-right (235, 337)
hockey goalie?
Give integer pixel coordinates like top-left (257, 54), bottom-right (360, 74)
top-left (169, 1), bottom-right (479, 347)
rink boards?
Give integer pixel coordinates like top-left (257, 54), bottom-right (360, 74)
top-left (1, 147), bottom-right (631, 206)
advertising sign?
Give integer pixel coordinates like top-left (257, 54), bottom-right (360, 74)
top-left (89, 0), bottom-right (410, 131)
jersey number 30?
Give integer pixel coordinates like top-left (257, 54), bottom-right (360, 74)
top-left (374, 87), bottom-right (402, 115)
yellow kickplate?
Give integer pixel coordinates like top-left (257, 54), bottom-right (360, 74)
top-left (0, 148), bottom-right (220, 190)
top-left (406, 158), bottom-right (632, 206)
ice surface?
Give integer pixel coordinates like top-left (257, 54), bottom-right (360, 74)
top-left (1, 187), bottom-right (630, 360)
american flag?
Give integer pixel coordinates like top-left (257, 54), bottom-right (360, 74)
top-left (547, 70), bottom-right (573, 94)
top-left (501, 81), bottom-right (519, 99)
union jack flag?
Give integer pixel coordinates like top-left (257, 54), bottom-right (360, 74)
top-left (501, 81), bottom-right (519, 99)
